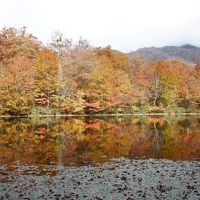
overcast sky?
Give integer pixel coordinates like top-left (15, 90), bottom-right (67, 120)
top-left (0, 0), bottom-right (200, 52)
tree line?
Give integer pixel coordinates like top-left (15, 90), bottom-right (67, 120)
top-left (0, 27), bottom-right (199, 115)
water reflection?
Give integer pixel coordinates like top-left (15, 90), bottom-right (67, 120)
top-left (0, 116), bottom-right (200, 167)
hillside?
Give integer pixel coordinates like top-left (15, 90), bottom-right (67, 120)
top-left (128, 44), bottom-right (200, 63)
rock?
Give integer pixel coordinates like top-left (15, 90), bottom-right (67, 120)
top-left (137, 177), bottom-right (143, 182)
top-left (121, 176), bottom-right (127, 181)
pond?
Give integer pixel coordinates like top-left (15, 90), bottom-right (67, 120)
top-left (0, 115), bottom-right (200, 168)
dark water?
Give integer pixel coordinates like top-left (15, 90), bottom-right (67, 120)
top-left (0, 116), bottom-right (200, 168)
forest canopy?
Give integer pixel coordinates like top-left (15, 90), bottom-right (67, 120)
top-left (0, 27), bottom-right (199, 115)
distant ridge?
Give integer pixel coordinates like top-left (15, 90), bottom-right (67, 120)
top-left (128, 44), bottom-right (200, 63)
top-left (180, 44), bottom-right (200, 50)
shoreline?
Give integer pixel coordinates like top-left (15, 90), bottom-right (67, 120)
top-left (1, 158), bottom-right (200, 199)
top-left (0, 112), bottom-right (200, 118)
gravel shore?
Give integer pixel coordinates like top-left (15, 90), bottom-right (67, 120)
top-left (1, 158), bottom-right (200, 200)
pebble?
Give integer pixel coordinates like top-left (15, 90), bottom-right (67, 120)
top-left (0, 159), bottom-right (200, 200)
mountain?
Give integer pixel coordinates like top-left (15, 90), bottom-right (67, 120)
top-left (128, 44), bottom-right (200, 63)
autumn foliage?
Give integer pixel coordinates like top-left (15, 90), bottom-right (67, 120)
top-left (0, 27), bottom-right (199, 115)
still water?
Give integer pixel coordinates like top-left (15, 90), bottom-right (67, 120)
top-left (0, 116), bottom-right (200, 168)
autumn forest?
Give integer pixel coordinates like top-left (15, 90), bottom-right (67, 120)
top-left (0, 27), bottom-right (200, 115)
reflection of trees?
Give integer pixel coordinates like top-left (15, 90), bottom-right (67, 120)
top-left (0, 116), bottom-right (200, 166)
top-left (129, 120), bottom-right (164, 159)
top-left (152, 122), bottom-right (162, 158)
